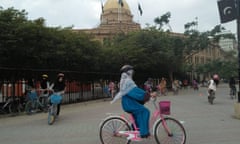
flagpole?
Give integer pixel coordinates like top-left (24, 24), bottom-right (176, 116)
top-left (237, 0), bottom-right (240, 102)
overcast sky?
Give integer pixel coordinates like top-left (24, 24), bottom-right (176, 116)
top-left (0, 0), bottom-right (237, 34)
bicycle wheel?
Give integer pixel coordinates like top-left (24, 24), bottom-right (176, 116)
top-left (99, 117), bottom-right (131, 144)
top-left (25, 101), bottom-right (33, 114)
top-left (233, 88), bottom-right (236, 99)
top-left (8, 102), bottom-right (21, 114)
top-left (208, 91), bottom-right (215, 105)
top-left (48, 104), bottom-right (57, 125)
top-left (154, 117), bottom-right (186, 144)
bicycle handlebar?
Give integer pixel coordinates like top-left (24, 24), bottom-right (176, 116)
top-left (36, 88), bottom-right (64, 95)
top-left (149, 96), bottom-right (158, 110)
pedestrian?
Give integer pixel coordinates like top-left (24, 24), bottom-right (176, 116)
top-left (192, 79), bottom-right (198, 90)
top-left (108, 80), bottom-right (115, 99)
top-left (172, 79), bottom-right (179, 95)
top-left (159, 77), bottom-right (167, 95)
top-left (229, 76), bottom-right (236, 98)
top-left (51, 73), bottom-right (66, 116)
top-left (183, 79), bottom-right (188, 89)
top-left (111, 65), bottom-right (157, 138)
top-left (144, 78), bottom-right (153, 92)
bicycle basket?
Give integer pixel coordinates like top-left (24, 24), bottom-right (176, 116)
top-left (159, 101), bottom-right (171, 115)
top-left (50, 94), bottom-right (62, 104)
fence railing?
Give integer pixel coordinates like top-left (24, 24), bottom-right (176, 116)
top-left (0, 80), bottom-right (112, 104)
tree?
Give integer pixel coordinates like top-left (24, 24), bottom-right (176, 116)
top-left (102, 29), bottom-right (185, 80)
top-left (154, 12), bottom-right (172, 31)
top-left (0, 7), bottom-right (102, 73)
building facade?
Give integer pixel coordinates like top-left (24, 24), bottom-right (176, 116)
top-left (184, 43), bottom-right (226, 82)
top-left (74, 0), bottom-right (140, 42)
top-left (74, 0), bottom-right (227, 82)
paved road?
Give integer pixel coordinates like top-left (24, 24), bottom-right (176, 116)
top-left (0, 84), bottom-right (240, 144)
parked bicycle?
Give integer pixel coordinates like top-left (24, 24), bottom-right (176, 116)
top-left (48, 91), bottom-right (63, 125)
top-left (99, 97), bottom-right (186, 144)
top-left (0, 96), bottom-right (24, 115)
top-left (25, 89), bottom-right (48, 114)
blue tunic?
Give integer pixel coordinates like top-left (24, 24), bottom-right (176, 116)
top-left (121, 87), bottom-right (150, 137)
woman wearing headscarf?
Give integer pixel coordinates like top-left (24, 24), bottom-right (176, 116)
top-left (111, 65), bottom-right (156, 138)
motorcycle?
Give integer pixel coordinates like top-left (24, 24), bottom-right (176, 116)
top-left (208, 89), bottom-right (215, 105)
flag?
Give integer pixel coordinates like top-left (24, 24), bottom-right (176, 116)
top-left (101, 0), bottom-right (104, 13)
top-left (138, 3), bottom-right (143, 16)
top-left (118, 0), bottom-right (124, 7)
top-left (217, 0), bottom-right (237, 23)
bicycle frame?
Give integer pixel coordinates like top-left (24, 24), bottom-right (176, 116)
top-left (110, 97), bottom-right (173, 141)
top-left (25, 89), bottom-right (48, 114)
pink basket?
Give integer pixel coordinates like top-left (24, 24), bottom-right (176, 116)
top-left (159, 101), bottom-right (171, 115)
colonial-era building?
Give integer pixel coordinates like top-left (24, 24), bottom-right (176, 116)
top-left (184, 43), bottom-right (226, 81)
top-left (74, 0), bottom-right (227, 82)
top-left (185, 44), bottom-right (225, 66)
top-left (74, 0), bottom-right (140, 42)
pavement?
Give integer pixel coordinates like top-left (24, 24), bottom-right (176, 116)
top-left (0, 83), bottom-right (240, 144)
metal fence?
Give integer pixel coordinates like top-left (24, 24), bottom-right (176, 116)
top-left (0, 68), bottom-right (120, 104)
top-left (0, 67), bottom-right (169, 105)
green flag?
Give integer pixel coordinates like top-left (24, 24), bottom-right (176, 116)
top-left (138, 3), bottom-right (143, 16)
top-left (217, 0), bottom-right (237, 23)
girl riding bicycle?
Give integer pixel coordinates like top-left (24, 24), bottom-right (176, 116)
top-left (111, 65), bottom-right (157, 138)
top-left (50, 73), bottom-right (66, 116)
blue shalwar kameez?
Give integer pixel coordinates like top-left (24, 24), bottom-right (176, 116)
top-left (111, 72), bottom-right (150, 137)
top-left (121, 87), bottom-right (150, 137)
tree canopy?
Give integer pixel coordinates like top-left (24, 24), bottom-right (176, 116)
top-left (0, 7), bottom-right (237, 82)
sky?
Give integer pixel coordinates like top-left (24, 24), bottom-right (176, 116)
top-left (0, 0), bottom-right (237, 34)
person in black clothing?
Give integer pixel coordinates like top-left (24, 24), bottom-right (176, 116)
top-left (51, 73), bottom-right (66, 115)
top-left (27, 77), bottom-right (36, 90)
top-left (229, 77), bottom-right (236, 87)
top-left (40, 74), bottom-right (50, 96)
top-left (229, 76), bottom-right (236, 98)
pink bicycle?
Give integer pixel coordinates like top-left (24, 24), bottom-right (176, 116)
top-left (99, 97), bottom-right (186, 144)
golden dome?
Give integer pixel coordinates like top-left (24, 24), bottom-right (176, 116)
top-left (103, 0), bottom-right (130, 12)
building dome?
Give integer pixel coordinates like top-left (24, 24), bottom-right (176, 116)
top-left (103, 0), bottom-right (130, 12)
top-left (78, 0), bottom-right (140, 42)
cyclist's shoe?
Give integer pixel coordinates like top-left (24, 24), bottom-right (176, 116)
top-left (140, 133), bottom-right (150, 138)
top-left (126, 131), bottom-right (141, 141)
top-left (131, 123), bottom-right (135, 130)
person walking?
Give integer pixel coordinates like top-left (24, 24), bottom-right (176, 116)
top-left (229, 76), bottom-right (236, 99)
top-left (108, 81), bottom-right (115, 99)
top-left (144, 78), bottom-right (153, 92)
top-left (159, 77), bottom-right (167, 96)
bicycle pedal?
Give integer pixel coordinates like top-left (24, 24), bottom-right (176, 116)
top-left (127, 134), bottom-right (142, 141)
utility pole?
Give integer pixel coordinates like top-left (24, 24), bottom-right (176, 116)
top-left (218, 0), bottom-right (240, 118)
top-left (237, 0), bottom-right (240, 102)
